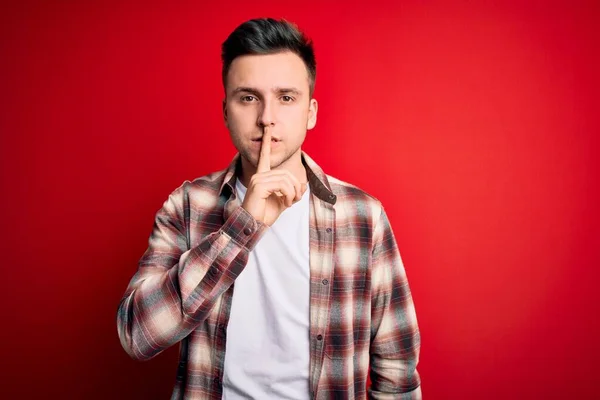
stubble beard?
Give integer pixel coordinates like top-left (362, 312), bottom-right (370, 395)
top-left (239, 144), bottom-right (299, 172)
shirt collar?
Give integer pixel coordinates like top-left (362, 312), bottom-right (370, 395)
top-left (219, 151), bottom-right (337, 205)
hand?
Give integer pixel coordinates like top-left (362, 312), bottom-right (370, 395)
top-left (241, 126), bottom-right (308, 226)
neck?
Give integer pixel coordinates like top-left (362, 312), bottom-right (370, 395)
top-left (239, 149), bottom-right (308, 188)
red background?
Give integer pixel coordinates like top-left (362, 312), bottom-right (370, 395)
top-left (1, 1), bottom-right (599, 399)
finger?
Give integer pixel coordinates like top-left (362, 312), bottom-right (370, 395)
top-left (257, 126), bottom-right (271, 173)
top-left (252, 172), bottom-right (285, 197)
top-left (260, 169), bottom-right (302, 201)
top-left (280, 178), bottom-right (296, 207)
top-left (254, 169), bottom-right (301, 199)
top-left (258, 179), bottom-right (295, 206)
top-left (290, 174), bottom-right (302, 201)
top-left (270, 177), bottom-right (295, 207)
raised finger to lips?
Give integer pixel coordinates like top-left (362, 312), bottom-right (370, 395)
top-left (257, 126), bottom-right (271, 173)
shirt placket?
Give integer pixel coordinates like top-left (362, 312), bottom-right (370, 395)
top-left (209, 190), bottom-right (239, 397)
top-left (308, 192), bottom-right (336, 399)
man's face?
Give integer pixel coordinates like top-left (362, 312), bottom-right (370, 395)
top-left (223, 51), bottom-right (318, 170)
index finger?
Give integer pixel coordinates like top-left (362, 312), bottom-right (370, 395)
top-left (257, 125), bottom-right (271, 173)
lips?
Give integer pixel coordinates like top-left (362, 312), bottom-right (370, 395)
top-left (252, 138), bottom-right (281, 142)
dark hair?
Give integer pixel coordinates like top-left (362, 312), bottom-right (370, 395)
top-left (221, 18), bottom-right (316, 96)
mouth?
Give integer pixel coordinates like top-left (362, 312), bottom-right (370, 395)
top-left (252, 137), bottom-right (281, 143)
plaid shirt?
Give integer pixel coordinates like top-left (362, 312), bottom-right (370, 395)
top-left (117, 151), bottom-right (421, 399)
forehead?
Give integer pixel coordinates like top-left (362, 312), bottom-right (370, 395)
top-left (226, 51), bottom-right (310, 92)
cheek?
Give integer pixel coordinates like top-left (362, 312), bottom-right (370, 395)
top-left (227, 107), bottom-right (255, 131)
top-left (281, 106), bottom-right (309, 124)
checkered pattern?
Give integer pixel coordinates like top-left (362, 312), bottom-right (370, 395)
top-left (117, 151), bottom-right (421, 399)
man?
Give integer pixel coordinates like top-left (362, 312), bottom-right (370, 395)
top-left (117, 18), bottom-right (421, 399)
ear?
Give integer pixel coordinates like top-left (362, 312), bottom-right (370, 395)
top-left (222, 98), bottom-right (228, 126)
top-left (307, 98), bottom-right (318, 130)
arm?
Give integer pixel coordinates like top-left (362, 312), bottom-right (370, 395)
top-left (369, 205), bottom-right (421, 399)
top-left (116, 186), bottom-right (266, 361)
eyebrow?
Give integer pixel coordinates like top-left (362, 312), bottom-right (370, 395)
top-left (232, 86), bottom-right (303, 96)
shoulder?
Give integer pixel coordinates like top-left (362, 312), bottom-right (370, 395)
top-left (162, 167), bottom-right (229, 213)
top-left (326, 174), bottom-right (384, 220)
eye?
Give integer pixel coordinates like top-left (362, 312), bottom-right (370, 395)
top-left (281, 95), bottom-right (294, 103)
top-left (241, 95), bottom-right (257, 103)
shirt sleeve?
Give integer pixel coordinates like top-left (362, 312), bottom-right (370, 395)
top-left (369, 204), bottom-right (422, 399)
top-left (116, 186), bottom-right (267, 361)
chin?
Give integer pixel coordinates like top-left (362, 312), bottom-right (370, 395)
top-left (239, 149), bottom-right (260, 168)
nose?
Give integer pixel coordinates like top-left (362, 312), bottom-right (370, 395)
top-left (257, 98), bottom-right (276, 127)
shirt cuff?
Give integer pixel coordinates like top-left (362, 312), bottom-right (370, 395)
top-left (220, 205), bottom-right (267, 251)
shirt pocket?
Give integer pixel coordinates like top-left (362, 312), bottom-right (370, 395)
top-left (324, 331), bottom-right (356, 360)
top-left (331, 273), bottom-right (367, 293)
top-left (325, 274), bottom-right (368, 360)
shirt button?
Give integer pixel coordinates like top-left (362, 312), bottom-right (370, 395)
top-left (326, 227), bottom-right (332, 233)
top-left (213, 377), bottom-right (221, 384)
top-left (243, 227), bottom-right (253, 235)
top-left (322, 279), bottom-right (328, 285)
top-left (317, 334), bottom-right (323, 341)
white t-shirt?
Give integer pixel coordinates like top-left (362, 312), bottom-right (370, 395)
top-left (222, 179), bottom-right (311, 400)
